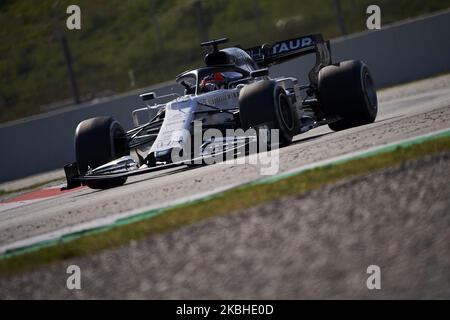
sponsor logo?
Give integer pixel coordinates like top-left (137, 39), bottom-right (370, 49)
top-left (271, 37), bottom-right (313, 55)
top-left (245, 36), bottom-right (314, 60)
top-left (202, 91), bottom-right (239, 106)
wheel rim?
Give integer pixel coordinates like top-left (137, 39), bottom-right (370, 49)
top-left (278, 93), bottom-right (294, 131)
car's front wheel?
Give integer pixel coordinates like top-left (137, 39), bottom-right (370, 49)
top-left (75, 116), bottom-right (129, 189)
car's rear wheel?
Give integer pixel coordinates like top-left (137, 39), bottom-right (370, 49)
top-left (75, 116), bottom-right (129, 189)
top-left (318, 60), bottom-right (378, 131)
top-left (239, 80), bottom-right (299, 147)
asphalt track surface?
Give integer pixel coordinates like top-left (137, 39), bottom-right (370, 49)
top-left (1, 75), bottom-right (450, 298)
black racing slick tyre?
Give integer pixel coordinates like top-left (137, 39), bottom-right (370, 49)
top-left (318, 60), bottom-right (378, 131)
top-left (239, 80), bottom-right (299, 147)
top-left (75, 116), bottom-right (129, 189)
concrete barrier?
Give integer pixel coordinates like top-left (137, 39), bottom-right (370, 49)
top-left (1, 10), bottom-right (450, 182)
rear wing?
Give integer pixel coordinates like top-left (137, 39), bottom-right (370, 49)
top-left (245, 34), bottom-right (332, 86)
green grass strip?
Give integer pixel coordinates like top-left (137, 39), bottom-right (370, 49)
top-left (1, 134), bottom-right (450, 276)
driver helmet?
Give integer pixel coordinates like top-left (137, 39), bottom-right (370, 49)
top-left (200, 72), bottom-right (226, 92)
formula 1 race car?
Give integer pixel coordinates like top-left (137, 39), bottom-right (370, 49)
top-left (63, 34), bottom-right (378, 190)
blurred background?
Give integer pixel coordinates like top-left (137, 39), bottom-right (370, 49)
top-left (1, 0), bottom-right (450, 124)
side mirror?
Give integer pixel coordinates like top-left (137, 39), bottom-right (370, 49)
top-left (250, 68), bottom-right (269, 78)
top-left (139, 92), bottom-right (156, 101)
